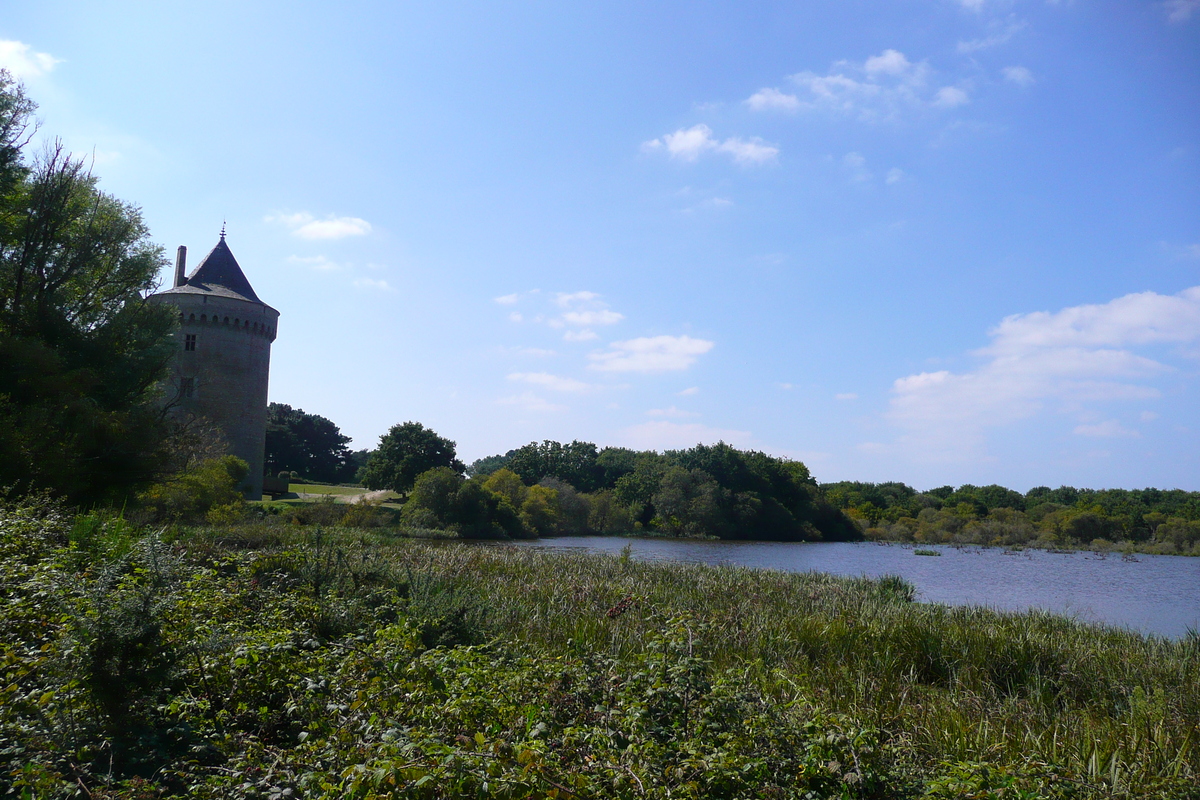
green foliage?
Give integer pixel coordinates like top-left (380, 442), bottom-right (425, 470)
top-left (264, 402), bottom-right (354, 483)
top-left (401, 467), bottom-right (525, 538)
top-left (2, 498), bottom-right (1199, 798)
top-left (0, 73), bottom-right (176, 505)
top-left (828, 479), bottom-right (1200, 553)
top-left (135, 455), bottom-right (248, 524)
top-left (359, 421), bottom-right (465, 493)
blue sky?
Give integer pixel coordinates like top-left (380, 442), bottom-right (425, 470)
top-left (4, 0), bottom-right (1198, 490)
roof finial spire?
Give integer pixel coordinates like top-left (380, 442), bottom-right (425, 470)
top-left (220, 220), bottom-right (226, 239)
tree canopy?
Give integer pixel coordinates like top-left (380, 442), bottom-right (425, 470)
top-left (264, 402), bottom-right (353, 483)
top-left (0, 71), bottom-right (176, 504)
top-left (359, 421), bottom-right (465, 494)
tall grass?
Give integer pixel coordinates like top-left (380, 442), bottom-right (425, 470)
top-left (257, 533), bottom-right (1196, 790)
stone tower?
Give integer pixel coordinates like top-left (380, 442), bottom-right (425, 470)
top-left (148, 232), bottom-right (279, 498)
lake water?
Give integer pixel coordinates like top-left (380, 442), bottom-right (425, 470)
top-left (513, 537), bottom-right (1200, 639)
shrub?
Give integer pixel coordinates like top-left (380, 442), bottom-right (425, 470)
top-left (134, 455), bottom-right (248, 524)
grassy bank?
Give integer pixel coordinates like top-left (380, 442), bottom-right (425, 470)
top-left (2, 502), bottom-right (1197, 798)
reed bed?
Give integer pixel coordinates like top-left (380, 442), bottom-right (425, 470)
top-left (192, 528), bottom-right (1200, 793)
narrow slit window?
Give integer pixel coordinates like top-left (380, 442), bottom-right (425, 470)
top-left (184, 334), bottom-right (197, 351)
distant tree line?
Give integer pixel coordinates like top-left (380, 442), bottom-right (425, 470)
top-left (355, 432), bottom-right (859, 541)
top-left (823, 481), bottom-right (1200, 555)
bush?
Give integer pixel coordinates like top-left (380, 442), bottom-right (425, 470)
top-left (134, 455), bottom-right (248, 524)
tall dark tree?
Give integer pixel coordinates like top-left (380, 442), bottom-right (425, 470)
top-left (264, 402), bottom-right (352, 483)
top-left (0, 72), bottom-right (176, 504)
top-left (359, 421), bottom-right (465, 494)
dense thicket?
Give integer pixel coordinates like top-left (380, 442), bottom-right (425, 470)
top-left (467, 440), bottom-right (858, 541)
top-left (2, 499), bottom-right (1196, 798)
top-left (824, 480), bottom-right (1200, 554)
top-left (0, 71), bottom-right (176, 504)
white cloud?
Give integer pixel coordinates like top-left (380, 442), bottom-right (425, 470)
top-left (886, 286), bottom-right (1200, 460)
top-left (933, 86), bottom-right (970, 108)
top-left (266, 211), bottom-right (372, 240)
top-left (864, 49), bottom-right (914, 77)
top-left (352, 277), bottom-right (392, 291)
top-left (1141, 411), bottom-right (1160, 421)
top-left (563, 309), bottom-right (624, 326)
top-left (507, 372), bottom-right (592, 393)
top-left (494, 293), bottom-right (519, 305)
top-left (551, 291), bottom-right (623, 331)
top-left (555, 291), bottom-right (600, 307)
top-left (954, 0), bottom-right (986, 10)
top-left (1002, 66), bottom-right (1035, 86)
top-left (589, 335), bottom-right (715, 373)
top-left (1165, 0), bottom-right (1199, 23)
top-left (646, 406), bottom-right (701, 418)
top-left (619, 421), bottom-right (753, 451)
top-left (1074, 420), bottom-right (1140, 438)
top-left (498, 392), bottom-right (565, 413)
top-left (836, 392), bottom-right (859, 400)
top-left (785, 49), bottom-right (976, 122)
top-left (843, 151), bottom-right (873, 182)
top-left (642, 124), bottom-right (778, 165)
top-left (286, 254), bottom-right (342, 271)
top-left (508, 311), bottom-right (524, 323)
top-left (957, 22), bottom-right (1026, 53)
top-left (678, 386), bottom-right (700, 396)
top-left (0, 40), bottom-right (61, 78)
top-left (886, 167), bottom-right (905, 184)
top-left (746, 87), bottom-right (801, 112)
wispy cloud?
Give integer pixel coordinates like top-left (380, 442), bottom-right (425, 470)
top-left (957, 21), bottom-right (1026, 53)
top-left (886, 286), bottom-right (1200, 460)
top-left (1074, 420), bottom-right (1140, 438)
top-left (266, 211), bottom-right (372, 240)
top-left (507, 372), bottom-right (592, 393)
top-left (836, 392), bottom-right (859, 401)
top-left (843, 152), bottom-right (873, 183)
top-left (1001, 66), bottom-right (1035, 87)
top-left (677, 386), bottom-right (700, 396)
top-left (589, 335), bottom-right (715, 373)
top-left (552, 291), bottom-right (624, 331)
top-left (745, 87), bottom-right (801, 112)
top-left (0, 40), bottom-right (61, 78)
top-left (759, 49), bottom-right (970, 123)
top-left (494, 293), bottom-right (520, 305)
top-left (642, 124), bottom-right (779, 165)
top-left (1165, 0), bottom-right (1199, 23)
top-left (352, 277), bottom-right (392, 291)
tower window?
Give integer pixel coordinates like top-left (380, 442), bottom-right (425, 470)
top-left (181, 377), bottom-right (195, 398)
top-left (184, 334), bottom-right (197, 351)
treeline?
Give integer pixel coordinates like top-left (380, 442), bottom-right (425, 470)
top-left (377, 437), bottom-right (860, 541)
top-left (824, 481), bottom-right (1200, 554)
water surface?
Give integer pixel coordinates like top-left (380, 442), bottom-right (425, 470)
top-left (514, 537), bottom-right (1200, 639)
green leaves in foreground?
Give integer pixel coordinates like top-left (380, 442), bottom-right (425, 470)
top-left (2, 499), bottom-right (1198, 799)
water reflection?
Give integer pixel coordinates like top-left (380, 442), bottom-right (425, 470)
top-left (513, 537), bottom-right (1200, 639)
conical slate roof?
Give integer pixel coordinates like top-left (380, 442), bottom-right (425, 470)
top-left (181, 235), bottom-right (263, 303)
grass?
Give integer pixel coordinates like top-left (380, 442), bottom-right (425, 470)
top-left (288, 482), bottom-right (371, 496)
top-left (190, 526), bottom-right (1199, 793)
top-left (3, 505), bottom-right (1198, 798)
top-left (913, 548), bottom-right (942, 556)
